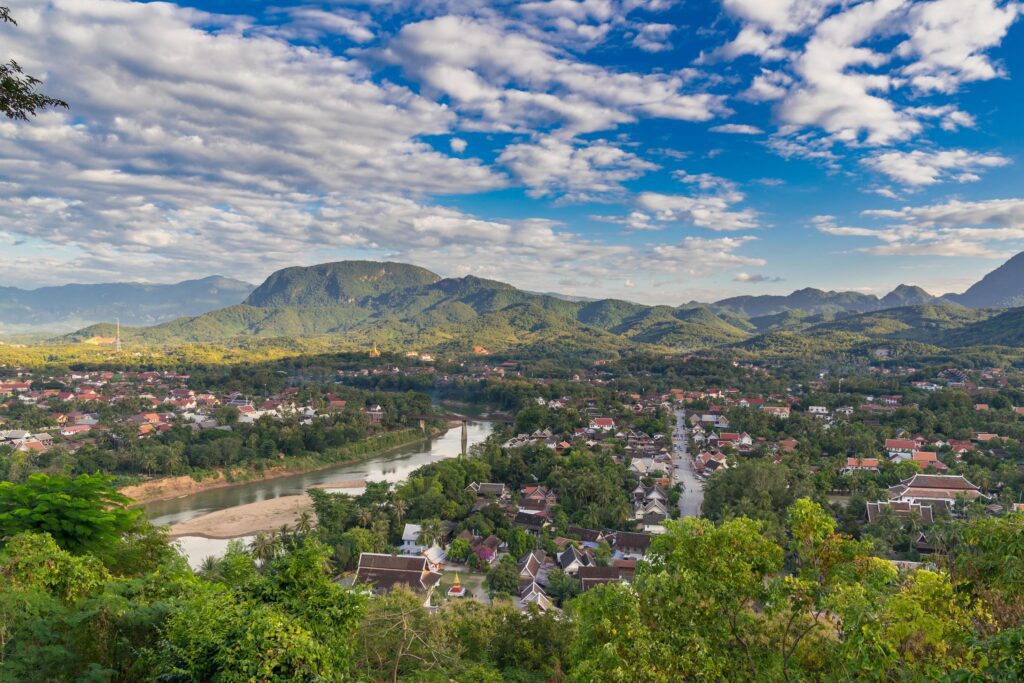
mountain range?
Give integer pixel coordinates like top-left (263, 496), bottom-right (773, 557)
top-left (0, 276), bottom-right (254, 334)
top-left (45, 252), bottom-right (1024, 354)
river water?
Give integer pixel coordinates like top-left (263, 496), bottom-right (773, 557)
top-left (148, 420), bottom-right (493, 566)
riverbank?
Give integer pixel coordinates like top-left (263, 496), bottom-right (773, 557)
top-left (169, 494), bottom-right (315, 539)
top-left (122, 427), bottom-right (438, 505)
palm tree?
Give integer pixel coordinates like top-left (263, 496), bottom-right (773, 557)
top-left (250, 532), bottom-right (278, 565)
top-left (391, 499), bottom-right (408, 525)
top-left (199, 555), bottom-right (220, 575)
top-left (418, 518), bottom-right (443, 548)
top-left (278, 523), bottom-right (294, 549)
top-left (295, 510), bottom-right (314, 536)
top-left (358, 507), bottom-right (374, 528)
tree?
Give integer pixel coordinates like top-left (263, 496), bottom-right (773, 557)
top-left (0, 473), bottom-right (139, 554)
top-left (418, 517), bottom-right (443, 548)
top-left (545, 568), bottom-right (580, 606)
top-left (485, 556), bottom-right (520, 597)
top-left (355, 587), bottom-right (453, 682)
top-left (0, 7), bottom-right (68, 121)
top-left (505, 527), bottom-right (535, 558)
top-left (295, 510), bottom-right (314, 537)
top-left (447, 537), bottom-right (472, 564)
top-left (249, 531), bottom-right (280, 565)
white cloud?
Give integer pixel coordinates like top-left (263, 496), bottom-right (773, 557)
top-left (637, 192), bottom-right (758, 231)
top-left (710, 123), bottom-right (764, 134)
top-left (815, 198), bottom-right (1024, 257)
top-left (718, 0), bottom-right (1021, 149)
top-left (863, 148), bottom-right (1011, 186)
top-left (384, 15), bottom-right (728, 134)
top-left (897, 0), bottom-right (1022, 93)
top-left (734, 272), bottom-right (782, 282)
top-left (498, 136), bottom-right (657, 199)
top-left (277, 8), bottom-right (376, 43)
top-left (650, 236), bottom-right (766, 274)
top-left (449, 137), bottom-right (468, 153)
top-left (632, 22), bottom-right (675, 52)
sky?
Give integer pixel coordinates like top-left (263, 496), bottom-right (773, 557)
top-left (1, 0), bottom-right (1022, 305)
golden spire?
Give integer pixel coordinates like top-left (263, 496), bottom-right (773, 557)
top-left (452, 573), bottom-right (461, 588)
top-left (369, 342), bottom-right (381, 358)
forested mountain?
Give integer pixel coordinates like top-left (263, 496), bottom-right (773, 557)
top-left (63, 262), bottom-right (754, 354)
top-left (0, 276), bottom-right (254, 333)
top-left (710, 284), bottom-right (947, 319)
top-left (55, 257), bottom-right (1024, 354)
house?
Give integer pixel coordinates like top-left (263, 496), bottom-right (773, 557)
top-left (910, 451), bottom-right (947, 471)
top-left (565, 526), bottom-right (608, 549)
top-left (466, 482), bottom-right (508, 500)
top-left (556, 546), bottom-right (594, 576)
top-left (513, 511), bottom-right (548, 535)
top-left (866, 500), bottom-right (935, 526)
top-left (400, 524), bottom-right (425, 555)
top-left (762, 406), bottom-right (790, 419)
top-left (354, 553), bottom-right (443, 604)
top-left (578, 566), bottom-right (631, 591)
top-left (612, 531), bottom-right (652, 559)
top-left (807, 406), bottom-right (829, 417)
top-left (519, 581), bottom-right (554, 612)
top-left (364, 405), bottom-right (385, 424)
top-left (887, 474), bottom-right (988, 510)
top-left (715, 432), bottom-right (752, 448)
top-left (885, 438), bottom-right (917, 455)
top-left (589, 417), bottom-right (616, 431)
top-left (518, 549), bottom-right (547, 582)
top-left (843, 457), bottom-right (880, 473)
top-left (519, 486), bottom-right (557, 513)
top-left (422, 544), bottom-right (447, 572)
top-left (60, 424), bottom-right (93, 438)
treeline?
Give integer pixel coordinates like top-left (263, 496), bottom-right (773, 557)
top-left (2, 473), bottom-right (1023, 681)
top-left (0, 385), bottom-right (435, 482)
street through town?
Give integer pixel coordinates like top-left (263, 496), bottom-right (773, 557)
top-left (674, 409), bottom-right (704, 517)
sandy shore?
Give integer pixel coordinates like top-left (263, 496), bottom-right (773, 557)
top-left (169, 494), bottom-right (316, 539)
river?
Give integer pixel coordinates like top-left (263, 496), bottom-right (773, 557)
top-left (148, 420), bottom-right (493, 566)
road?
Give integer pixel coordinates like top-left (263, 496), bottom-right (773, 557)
top-left (673, 408), bottom-right (704, 518)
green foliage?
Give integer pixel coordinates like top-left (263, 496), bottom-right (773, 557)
top-left (0, 473), bottom-right (139, 554)
top-left (485, 555), bottom-right (521, 597)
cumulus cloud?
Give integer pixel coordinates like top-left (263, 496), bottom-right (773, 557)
top-left (717, 0), bottom-right (1022, 149)
top-left (498, 136), bottom-right (657, 200)
top-left (637, 192), bottom-right (758, 231)
top-left (650, 236), bottom-right (766, 274)
top-left (632, 22), bottom-right (675, 52)
top-left (814, 198), bottom-right (1024, 257)
top-left (896, 0), bottom-right (1022, 93)
top-left (863, 149), bottom-right (1011, 186)
top-left (383, 15), bottom-right (728, 134)
top-left (734, 272), bottom-right (782, 282)
top-left (710, 123), bottom-right (764, 134)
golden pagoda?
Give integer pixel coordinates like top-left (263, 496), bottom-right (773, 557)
top-left (447, 573), bottom-right (466, 598)
top-left (369, 343), bottom-right (381, 358)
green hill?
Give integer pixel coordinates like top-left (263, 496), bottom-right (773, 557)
top-left (61, 261), bottom-right (753, 353)
top-left (65, 260), bottom-right (1024, 356)
top-left (244, 261), bottom-right (439, 307)
top-left (801, 304), bottom-right (993, 342)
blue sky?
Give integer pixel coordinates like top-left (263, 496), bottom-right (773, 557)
top-left (1, 0), bottom-right (1022, 304)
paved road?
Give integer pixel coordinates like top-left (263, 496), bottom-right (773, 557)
top-left (673, 409), bottom-right (704, 518)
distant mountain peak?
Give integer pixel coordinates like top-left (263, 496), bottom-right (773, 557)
top-left (880, 284), bottom-right (935, 309)
top-left (244, 261), bottom-right (440, 307)
top-left (947, 251), bottom-right (1024, 309)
